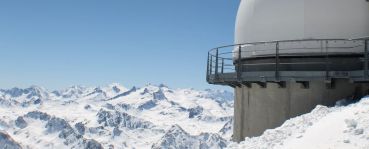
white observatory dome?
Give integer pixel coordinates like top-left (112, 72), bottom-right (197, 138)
top-left (235, 0), bottom-right (369, 44)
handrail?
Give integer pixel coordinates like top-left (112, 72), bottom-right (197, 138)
top-left (209, 38), bottom-right (368, 55)
top-left (210, 38), bottom-right (348, 53)
top-left (206, 38), bottom-right (369, 85)
top-left (208, 38), bottom-right (365, 58)
top-left (349, 36), bottom-right (369, 40)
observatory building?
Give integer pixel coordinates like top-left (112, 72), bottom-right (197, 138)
top-left (207, 0), bottom-right (369, 142)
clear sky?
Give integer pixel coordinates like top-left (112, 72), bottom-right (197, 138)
top-left (0, 0), bottom-right (239, 90)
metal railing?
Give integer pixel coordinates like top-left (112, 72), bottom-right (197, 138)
top-left (206, 38), bottom-right (369, 85)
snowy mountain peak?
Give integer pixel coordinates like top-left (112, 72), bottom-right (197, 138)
top-left (107, 82), bottom-right (125, 89)
top-left (0, 86), bottom-right (50, 107)
top-left (1, 86), bottom-right (47, 98)
top-left (152, 124), bottom-right (228, 149)
top-left (158, 83), bottom-right (168, 88)
top-left (28, 85), bottom-right (47, 92)
top-left (167, 124), bottom-right (187, 134)
top-left (0, 84), bottom-right (234, 149)
top-left (53, 85), bottom-right (87, 99)
top-left (105, 83), bottom-right (128, 93)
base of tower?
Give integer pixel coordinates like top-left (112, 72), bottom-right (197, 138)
top-left (233, 79), bottom-right (369, 142)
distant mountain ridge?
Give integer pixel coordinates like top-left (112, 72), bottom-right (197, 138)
top-left (0, 83), bottom-right (233, 149)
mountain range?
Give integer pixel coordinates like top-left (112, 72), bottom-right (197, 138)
top-left (0, 83), bottom-right (234, 149)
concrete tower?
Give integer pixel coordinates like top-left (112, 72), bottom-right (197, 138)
top-left (207, 0), bottom-right (369, 142)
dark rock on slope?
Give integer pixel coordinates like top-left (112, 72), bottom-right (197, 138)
top-left (0, 131), bottom-right (22, 149)
top-left (152, 125), bottom-right (228, 149)
top-left (15, 117), bottom-right (27, 129)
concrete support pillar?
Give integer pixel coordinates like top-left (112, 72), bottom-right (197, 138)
top-left (233, 79), bottom-right (369, 142)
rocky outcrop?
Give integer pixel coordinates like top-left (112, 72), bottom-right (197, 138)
top-left (75, 122), bottom-right (86, 135)
top-left (46, 117), bottom-right (70, 133)
top-left (53, 85), bottom-right (86, 99)
top-left (44, 117), bottom-right (84, 146)
top-left (188, 106), bottom-right (204, 118)
top-left (219, 119), bottom-right (233, 135)
top-left (113, 127), bottom-right (122, 137)
top-left (24, 111), bottom-right (103, 147)
top-left (110, 87), bottom-right (137, 100)
top-left (15, 116), bottom-right (27, 129)
top-left (117, 103), bottom-right (131, 111)
top-left (0, 131), bottom-right (22, 149)
top-left (141, 88), bottom-right (150, 95)
top-left (84, 139), bottom-right (103, 149)
top-left (153, 89), bottom-right (166, 100)
top-left (138, 100), bottom-right (157, 110)
top-left (198, 116), bottom-right (232, 123)
top-left (152, 125), bottom-right (227, 149)
top-left (0, 98), bottom-right (12, 107)
top-left (86, 88), bottom-right (106, 97)
top-left (197, 133), bottom-right (228, 149)
top-left (0, 86), bottom-right (49, 107)
top-left (25, 111), bottom-right (51, 121)
top-left (97, 109), bottom-right (154, 129)
top-left (88, 126), bottom-right (105, 135)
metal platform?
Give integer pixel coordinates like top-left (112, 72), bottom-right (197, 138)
top-left (206, 38), bottom-right (369, 88)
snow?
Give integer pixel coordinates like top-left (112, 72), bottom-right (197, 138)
top-left (0, 83), bottom-right (233, 149)
top-left (2, 82), bottom-right (368, 149)
top-left (228, 97), bottom-right (369, 149)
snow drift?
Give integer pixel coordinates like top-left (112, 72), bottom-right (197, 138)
top-left (228, 97), bottom-right (369, 149)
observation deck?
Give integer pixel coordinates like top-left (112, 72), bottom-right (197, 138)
top-left (206, 38), bottom-right (369, 88)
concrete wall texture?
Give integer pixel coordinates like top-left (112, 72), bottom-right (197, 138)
top-left (233, 79), bottom-right (369, 142)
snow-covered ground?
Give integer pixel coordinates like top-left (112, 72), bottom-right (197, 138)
top-left (0, 83), bottom-right (234, 149)
top-left (1, 83), bottom-right (369, 149)
top-left (228, 97), bottom-right (369, 149)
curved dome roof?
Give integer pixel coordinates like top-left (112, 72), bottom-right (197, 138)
top-left (235, 0), bottom-right (369, 43)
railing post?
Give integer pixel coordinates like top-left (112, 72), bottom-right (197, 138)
top-left (325, 40), bottom-right (330, 80)
top-left (209, 55), bottom-right (213, 76)
top-left (237, 45), bottom-right (242, 82)
top-left (365, 40), bottom-right (368, 78)
top-left (221, 58), bottom-right (224, 74)
top-left (206, 53), bottom-right (209, 81)
top-left (275, 42), bottom-right (280, 81)
top-left (215, 49), bottom-right (219, 79)
top-left (206, 52), bottom-right (210, 82)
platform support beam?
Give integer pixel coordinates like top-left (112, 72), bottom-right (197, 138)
top-left (364, 40), bottom-right (368, 78)
top-left (237, 45), bottom-right (242, 82)
top-left (275, 42), bottom-right (280, 80)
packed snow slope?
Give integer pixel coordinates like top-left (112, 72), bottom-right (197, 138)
top-left (0, 84), bottom-right (234, 149)
top-left (228, 97), bottom-right (369, 149)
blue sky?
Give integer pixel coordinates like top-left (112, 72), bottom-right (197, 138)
top-left (0, 0), bottom-right (239, 90)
